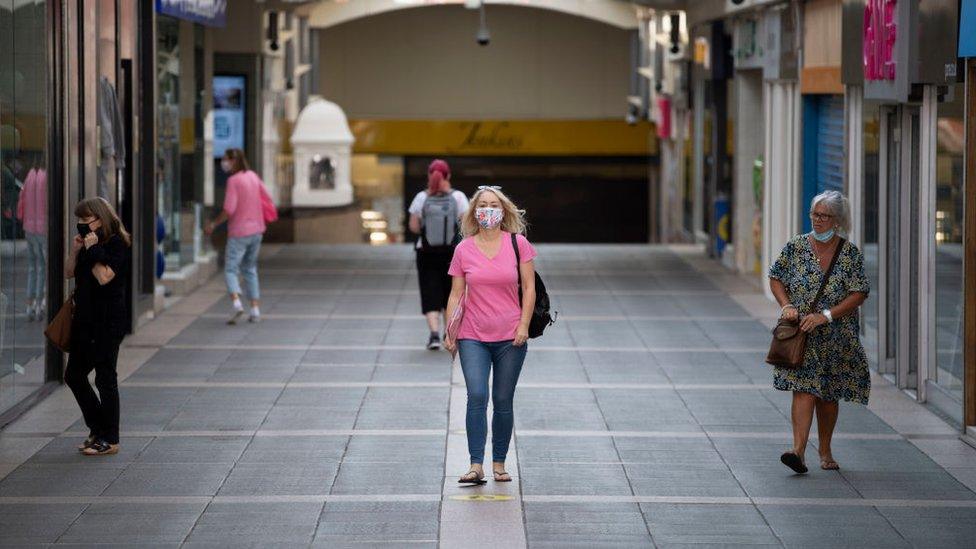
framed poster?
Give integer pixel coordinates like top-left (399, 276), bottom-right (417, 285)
top-left (213, 75), bottom-right (246, 158)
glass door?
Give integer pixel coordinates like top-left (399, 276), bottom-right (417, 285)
top-left (878, 105), bottom-right (921, 390)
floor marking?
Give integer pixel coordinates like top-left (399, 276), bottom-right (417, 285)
top-left (165, 343), bottom-right (767, 353)
top-left (52, 429), bottom-right (903, 441)
top-left (521, 495), bottom-right (976, 508)
top-left (60, 429), bottom-right (445, 438)
top-left (201, 313), bottom-right (756, 322)
top-left (449, 495), bottom-right (515, 502)
top-left (119, 380), bottom-right (771, 391)
top-left (1, 494), bottom-right (972, 508)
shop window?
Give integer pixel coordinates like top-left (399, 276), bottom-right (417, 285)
top-left (0, 0), bottom-right (51, 416)
top-left (932, 82), bottom-right (965, 403)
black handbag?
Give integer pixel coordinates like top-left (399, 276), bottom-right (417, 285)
top-left (511, 233), bottom-right (556, 338)
top-left (765, 238), bottom-right (844, 369)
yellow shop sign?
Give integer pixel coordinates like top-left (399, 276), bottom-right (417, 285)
top-left (349, 120), bottom-right (657, 156)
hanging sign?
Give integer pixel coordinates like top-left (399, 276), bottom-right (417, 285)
top-left (155, 0), bottom-right (227, 27)
top-left (961, 0), bottom-right (976, 57)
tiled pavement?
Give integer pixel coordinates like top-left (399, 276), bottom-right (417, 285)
top-left (2, 244), bottom-right (976, 547)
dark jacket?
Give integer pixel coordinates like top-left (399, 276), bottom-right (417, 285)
top-left (72, 235), bottom-right (130, 342)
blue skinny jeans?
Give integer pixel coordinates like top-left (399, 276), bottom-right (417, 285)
top-left (457, 339), bottom-right (527, 465)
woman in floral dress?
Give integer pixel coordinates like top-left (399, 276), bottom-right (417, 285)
top-left (768, 190), bottom-right (870, 474)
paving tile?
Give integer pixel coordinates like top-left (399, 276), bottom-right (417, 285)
top-left (0, 503), bottom-right (87, 544)
top-left (520, 463), bottom-right (632, 496)
top-left (135, 436), bottom-right (250, 464)
top-left (239, 436), bottom-right (348, 463)
top-left (330, 463), bottom-right (443, 495)
top-left (0, 463), bottom-right (125, 496)
top-left (102, 462), bottom-right (233, 496)
top-left (314, 501), bottom-right (440, 543)
top-left (185, 502), bottom-right (322, 545)
top-left (878, 506), bottom-right (976, 548)
top-left (59, 502), bottom-right (206, 544)
top-left (758, 505), bottom-right (909, 548)
top-left (218, 462), bottom-right (339, 495)
top-left (641, 503), bottom-right (779, 546)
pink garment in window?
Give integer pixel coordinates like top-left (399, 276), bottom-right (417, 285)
top-left (17, 168), bottom-right (47, 235)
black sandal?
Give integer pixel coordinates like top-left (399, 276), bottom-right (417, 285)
top-left (458, 470), bottom-right (486, 485)
top-left (76, 434), bottom-right (96, 452)
top-left (780, 451), bottom-right (808, 474)
top-left (82, 440), bottom-right (119, 456)
top-left (493, 470), bottom-right (512, 482)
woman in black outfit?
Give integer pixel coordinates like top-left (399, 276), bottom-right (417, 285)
top-left (63, 197), bottom-right (131, 456)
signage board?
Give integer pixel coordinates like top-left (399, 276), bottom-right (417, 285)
top-left (213, 75), bottom-right (246, 158)
top-left (959, 0), bottom-right (976, 57)
top-left (155, 0), bottom-right (226, 27)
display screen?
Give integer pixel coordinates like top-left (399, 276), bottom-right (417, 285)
top-left (213, 75), bottom-right (246, 158)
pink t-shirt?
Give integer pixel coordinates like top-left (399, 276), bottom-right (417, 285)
top-left (448, 232), bottom-right (537, 342)
top-left (224, 170), bottom-right (267, 238)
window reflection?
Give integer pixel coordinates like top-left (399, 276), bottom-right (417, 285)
top-left (861, 99), bottom-right (881, 365)
top-left (934, 83), bottom-right (965, 400)
top-left (0, 0), bottom-right (49, 414)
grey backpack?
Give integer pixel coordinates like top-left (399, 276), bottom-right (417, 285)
top-left (421, 192), bottom-right (459, 249)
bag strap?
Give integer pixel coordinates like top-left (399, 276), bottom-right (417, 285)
top-left (511, 233), bottom-right (523, 304)
top-left (808, 238), bottom-right (845, 312)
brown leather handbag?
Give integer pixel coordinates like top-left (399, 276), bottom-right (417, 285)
top-left (765, 239), bottom-right (844, 369)
top-left (44, 294), bottom-right (74, 353)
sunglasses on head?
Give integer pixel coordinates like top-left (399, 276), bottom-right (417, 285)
top-left (477, 185), bottom-right (502, 191)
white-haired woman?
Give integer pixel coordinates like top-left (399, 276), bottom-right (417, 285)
top-left (444, 186), bottom-right (536, 484)
top-left (768, 190), bottom-right (870, 474)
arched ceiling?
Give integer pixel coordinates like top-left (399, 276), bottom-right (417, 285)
top-left (297, 0), bottom-right (682, 30)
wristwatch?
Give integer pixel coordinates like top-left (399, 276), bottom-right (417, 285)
top-left (821, 309), bottom-right (833, 323)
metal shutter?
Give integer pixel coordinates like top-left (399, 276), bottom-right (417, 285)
top-left (816, 95), bottom-right (845, 194)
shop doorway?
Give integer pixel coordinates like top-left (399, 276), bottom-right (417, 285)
top-left (878, 105), bottom-right (921, 391)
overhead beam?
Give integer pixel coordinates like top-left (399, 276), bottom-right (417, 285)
top-left (302, 0), bottom-right (640, 30)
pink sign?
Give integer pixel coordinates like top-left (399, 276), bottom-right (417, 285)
top-left (863, 0), bottom-right (897, 81)
top-left (656, 97), bottom-right (671, 139)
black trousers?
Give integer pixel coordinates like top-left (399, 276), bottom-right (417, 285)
top-left (65, 336), bottom-right (123, 444)
top-left (416, 248), bottom-right (454, 314)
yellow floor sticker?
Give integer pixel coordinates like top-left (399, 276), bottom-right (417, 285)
top-left (449, 495), bottom-right (514, 502)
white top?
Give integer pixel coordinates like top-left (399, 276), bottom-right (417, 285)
top-left (409, 189), bottom-right (469, 249)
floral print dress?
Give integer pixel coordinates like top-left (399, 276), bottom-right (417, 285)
top-left (768, 235), bottom-right (871, 404)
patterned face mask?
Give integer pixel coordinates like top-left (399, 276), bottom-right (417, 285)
top-left (476, 207), bottom-right (504, 230)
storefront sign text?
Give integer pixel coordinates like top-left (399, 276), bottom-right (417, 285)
top-left (156, 0), bottom-right (227, 28)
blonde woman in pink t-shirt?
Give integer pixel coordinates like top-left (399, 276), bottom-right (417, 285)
top-left (205, 149), bottom-right (267, 324)
top-left (445, 187), bottom-right (537, 485)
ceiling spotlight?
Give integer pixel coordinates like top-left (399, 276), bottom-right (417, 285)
top-left (477, 4), bottom-right (490, 46)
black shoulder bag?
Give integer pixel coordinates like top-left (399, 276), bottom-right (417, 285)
top-left (511, 233), bottom-right (557, 338)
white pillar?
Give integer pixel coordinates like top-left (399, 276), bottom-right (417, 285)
top-left (845, 85), bottom-right (864, 248)
top-left (762, 80), bottom-right (802, 299)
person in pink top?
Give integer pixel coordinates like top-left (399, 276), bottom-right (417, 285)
top-left (17, 163), bottom-right (47, 320)
top-left (205, 149), bottom-right (267, 324)
top-left (444, 186), bottom-right (537, 485)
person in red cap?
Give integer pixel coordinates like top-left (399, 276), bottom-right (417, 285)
top-left (408, 159), bottom-right (469, 349)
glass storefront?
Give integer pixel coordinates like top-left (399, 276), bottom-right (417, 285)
top-left (932, 82), bottom-right (965, 403)
top-left (0, 0), bottom-right (50, 415)
top-left (862, 99), bottom-right (882, 365)
top-left (157, 17), bottom-right (205, 273)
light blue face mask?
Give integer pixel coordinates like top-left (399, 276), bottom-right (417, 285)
top-left (811, 228), bottom-right (835, 242)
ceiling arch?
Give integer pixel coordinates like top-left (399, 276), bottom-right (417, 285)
top-left (301, 0), bottom-right (641, 30)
